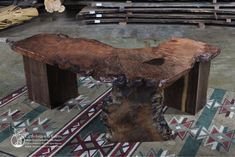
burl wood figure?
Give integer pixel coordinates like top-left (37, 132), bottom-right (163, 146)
top-left (11, 34), bottom-right (220, 142)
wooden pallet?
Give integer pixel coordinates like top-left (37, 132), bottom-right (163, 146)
top-left (76, 1), bottom-right (235, 26)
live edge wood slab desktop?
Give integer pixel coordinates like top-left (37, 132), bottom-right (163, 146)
top-left (11, 34), bottom-right (220, 141)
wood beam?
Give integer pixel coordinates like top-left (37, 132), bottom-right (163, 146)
top-left (23, 56), bottom-right (78, 108)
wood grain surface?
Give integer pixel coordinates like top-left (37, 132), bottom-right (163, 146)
top-left (12, 34), bottom-right (220, 89)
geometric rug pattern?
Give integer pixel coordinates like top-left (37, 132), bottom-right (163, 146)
top-left (0, 77), bottom-right (234, 157)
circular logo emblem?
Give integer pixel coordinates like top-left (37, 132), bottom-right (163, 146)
top-left (11, 133), bottom-right (25, 148)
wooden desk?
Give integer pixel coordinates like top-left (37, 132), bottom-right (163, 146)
top-left (12, 34), bottom-right (220, 141)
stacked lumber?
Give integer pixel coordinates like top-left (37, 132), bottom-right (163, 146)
top-left (76, 0), bottom-right (235, 26)
top-left (0, 5), bottom-right (38, 30)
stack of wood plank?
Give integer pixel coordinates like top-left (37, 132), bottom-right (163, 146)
top-left (76, 0), bottom-right (235, 26)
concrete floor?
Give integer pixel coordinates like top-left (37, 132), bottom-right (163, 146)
top-left (0, 12), bottom-right (235, 98)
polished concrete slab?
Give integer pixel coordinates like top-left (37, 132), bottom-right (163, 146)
top-left (0, 13), bottom-right (235, 98)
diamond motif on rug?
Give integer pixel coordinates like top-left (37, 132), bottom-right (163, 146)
top-left (169, 117), bottom-right (194, 140)
top-left (219, 99), bottom-right (235, 118)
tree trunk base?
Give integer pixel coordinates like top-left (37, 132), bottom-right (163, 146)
top-left (101, 75), bottom-right (172, 142)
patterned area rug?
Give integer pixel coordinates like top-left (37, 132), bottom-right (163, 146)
top-left (0, 76), bottom-right (234, 157)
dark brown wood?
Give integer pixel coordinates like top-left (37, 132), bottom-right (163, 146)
top-left (164, 76), bottom-right (185, 111)
top-left (13, 34), bottom-right (220, 112)
top-left (46, 63), bottom-right (78, 108)
top-left (79, 18), bottom-right (235, 26)
top-left (13, 34), bottom-right (220, 142)
top-left (164, 61), bottom-right (211, 114)
top-left (185, 61), bottom-right (211, 114)
top-left (23, 56), bottom-right (50, 107)
top-left (78, 13), bottom-right (235, 20)
top-left (77, 1), bottom-right (235, 8)
top-left (12, 34), bottom-right (220, 89)
top-left (23, 56), bottom-right (78, 108)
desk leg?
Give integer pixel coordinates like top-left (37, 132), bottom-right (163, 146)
top-left (164, 62), bottom-right (211, 115)
top-left (23, 56), bottom-right (78, 108)
top-left (185, 61), bottom-right (211, 114)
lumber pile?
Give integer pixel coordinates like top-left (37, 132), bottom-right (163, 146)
top-left (76, 0), bottom-right (235, 27)
top-left (0, 5), bottom-right (38, 30)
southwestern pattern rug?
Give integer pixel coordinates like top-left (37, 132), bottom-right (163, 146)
top-left (0, 76), bottom-right (234, 157)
